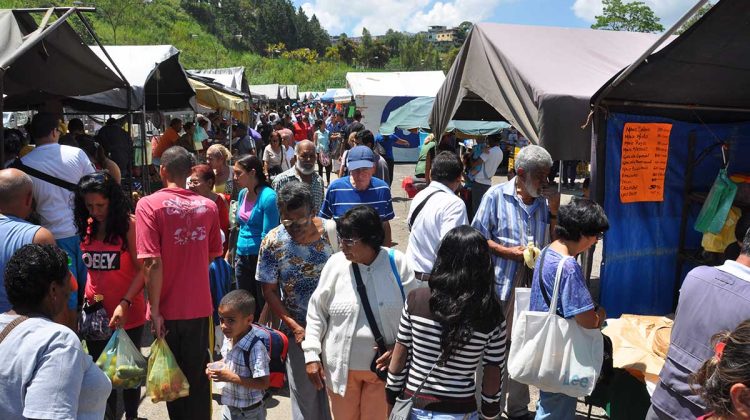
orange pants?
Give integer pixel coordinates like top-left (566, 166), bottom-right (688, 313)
top-left (327, 370), bottom-right (387, 420)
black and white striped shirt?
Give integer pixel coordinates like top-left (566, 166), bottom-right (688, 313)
top-left (386, 288), bottom-right (507, 416)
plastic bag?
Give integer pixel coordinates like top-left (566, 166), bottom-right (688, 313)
top-left (695, 169), bottom-right (738, 234)
top-left (702, 206), bottom-right (741, 252)
top-left (78, 296), bottom-right (111, 341)
top-left (146, 338), bottom-right (190, 402)
top-left (95, 328), bottom-right (147, 389)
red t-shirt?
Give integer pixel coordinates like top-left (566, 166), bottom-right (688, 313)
top-left (214, 195), bottom-right (229, 254)
top-left (293, 121), bottom-right (309, 142)
top-left (82, 238), bottom-right (146, 330)
top-left (135, 188), bottom-right (222, 320)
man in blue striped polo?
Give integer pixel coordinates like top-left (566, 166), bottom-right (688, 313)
top-left (319, 145), bottom-right (395, 246)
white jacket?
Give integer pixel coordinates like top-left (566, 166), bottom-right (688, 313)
top-left (302, 247), bottom-right (419, 396)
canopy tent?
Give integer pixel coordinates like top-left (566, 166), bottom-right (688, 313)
top-left (430, 23), bottom-right (669, 160)
top-left (320, 88), bottom-right (352, 104)
top-left (286, 85), bottom-right (299, 101)
top-left (380, 96), bottom-right (508, 136)
top-left (187, 74), bottom-right (249, 117)
top-left (347, 71), bottom-right (445, 161)
top-left (588, 0), bottom-right (750, 317)
top-left (70, 45), bottom-right (194, 112)
top-left (250, 84), bottom-right (281, 101)
top-left (187, 67), bottom-right (249, 93)
top-left (0, 8), bottom-right (125, 111)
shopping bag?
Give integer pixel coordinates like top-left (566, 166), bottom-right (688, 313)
top-left (702, 206), bottom-right (741, 252)
top-left (695, 169), bottom-right (738, 234)
top-left (146, 338), bottom-right (190, 402)
top-left (95, 328), bottom-right (147, 389)
top-left (507, 256), bottom-right (603, 398)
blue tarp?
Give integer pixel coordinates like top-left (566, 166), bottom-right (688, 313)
top-left (601, 113), bottom-right (750, 317)
top-left (380, 96), bottom-right (508, 136)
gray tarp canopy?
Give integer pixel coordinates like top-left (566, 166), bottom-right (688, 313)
top-left (0, 8), bottom-right (125, 110)
top-left (592, 0), bottom-right (750, 123)
top-left (430, 23), bottom-right (668, 160)
top-left (188, 67), bottom-right (249, 93)
top-left (286, 85), bottom-right (299, 101)
top-left (71, 45), bottom-right (194, 112)
top-left (250, 84), bottom-right (281, 101)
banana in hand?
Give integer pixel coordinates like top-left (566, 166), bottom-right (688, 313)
top-left (523, 241), bottom-right (541, 269)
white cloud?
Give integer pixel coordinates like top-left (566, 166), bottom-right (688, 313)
top-left (572, 0), bottom-right (704, 28)
top-left (301, 0), bottom-right (506, 36)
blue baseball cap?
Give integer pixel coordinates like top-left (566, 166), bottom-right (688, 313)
top-left (347, 146), bottom-right (375, 171)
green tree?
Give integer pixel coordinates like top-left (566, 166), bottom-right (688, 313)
top-left (675, 2), bottom-right (713, 35)
top-left (382, 29), bottom-right (405, 57)
top-left (442, 46), bottom-right (461, 73)
top-left (454, 21), bottom-right (473, 46)
top-left (591, 0), bottom-right (664, 33)
top-left (93, 0), bottom-right (140, 44)
top-left (337, 34), bottom-right (357, 65)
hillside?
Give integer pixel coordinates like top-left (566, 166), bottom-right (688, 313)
top-left (0, 0), bottom-right (353, 90)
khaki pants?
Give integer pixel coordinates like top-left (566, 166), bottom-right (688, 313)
top-left (327, 370), bottom-right (387, 420)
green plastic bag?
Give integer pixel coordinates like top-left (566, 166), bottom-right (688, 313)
top-left (95, 328), bottom-right (147, 389)
top-left (695, 169), bottom-right (738, 234)
top-left (146, 338), bottom-right (190, 403)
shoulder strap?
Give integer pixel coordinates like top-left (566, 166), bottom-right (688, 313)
top-left (407, 355), bottom-right (441, 402)
top-left (0, 316), bottom-right (29, 344)
top-left (243, 335), bottom-right (262, 377)
top-left (537, 247), bottom-right (569, 318)
top-left (10, 159), bottom-right (78, 191)
top-left (408, 190), bottom-right (444, 230)
top-left (537, 248), bottom-right (563, 318)
top-left (388, 249), bottom-right (404, 302)
top-left (325, 219), bottom-right (339, 253)
top-left (352, 263), bottom-right (387, 353)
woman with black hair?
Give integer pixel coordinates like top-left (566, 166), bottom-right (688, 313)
top-left (0, 244), bottom-right (111, 419)
top-left (528, 197), bottom-right (609, 420)
top-left (386, 225), bottom-right (506, 420)
top-left (230, 154), bottom-right (279, 320)
top-left (77, 134), bottom-right (122, 184)
top-left (303, 205), bottom-right (417, 420)
top-left (74, 170), bottom-right (145, 420)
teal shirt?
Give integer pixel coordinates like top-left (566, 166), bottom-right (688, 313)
top-left (316, 129), bottom-right (330, 153)
top-left (236, 186), bottom-right (279, 256)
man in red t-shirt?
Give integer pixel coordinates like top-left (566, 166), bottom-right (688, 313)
top-left (136, 146), bottom-right (222, 419)
top-left (293, 114), bottom-right (310, 143)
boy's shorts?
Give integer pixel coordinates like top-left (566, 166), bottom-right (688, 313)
top-left (223, 402), bottom-right (265, 420)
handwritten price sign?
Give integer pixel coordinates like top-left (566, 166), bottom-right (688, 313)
top-left (620, 123), bottom-right (671, 203)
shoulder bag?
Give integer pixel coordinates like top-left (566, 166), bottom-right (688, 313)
top-left (507, 247), bottom-right (603, 397)
top-left (407, 190), bottom-right (444, 231)
top-left (0, 315), bottom-right (29, 344)
top-left (388, 357), bottom-right (440, 420)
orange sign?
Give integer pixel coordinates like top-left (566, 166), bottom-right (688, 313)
top-left (620, 123), bottom-right (671, 203)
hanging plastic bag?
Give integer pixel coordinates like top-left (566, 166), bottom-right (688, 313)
top-left (96, 328), bottom-right (147, 389)
top-left (146, 338), bottom-right (190, 402)
top-left (78, 295), bottom-right (112, 341)
top-left (702, 206), bottom-right (741, 252)
top-left (695, 169), bottom-right (738, 234)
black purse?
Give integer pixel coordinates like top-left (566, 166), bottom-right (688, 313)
top-left (352, 263), bottom-right (389, 381)
top-left (79, 295), bottom-right (112, 341)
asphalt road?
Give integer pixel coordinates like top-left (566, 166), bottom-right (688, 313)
top-left (133, 163), bottom-right (607, 420)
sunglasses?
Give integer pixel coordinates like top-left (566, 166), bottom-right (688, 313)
top-left (337, 235), bottom-right (362, 247)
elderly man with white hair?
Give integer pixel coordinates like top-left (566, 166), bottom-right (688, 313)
top-left (273, 140), bottom-right (325, 215)
top-left (471, 144), bottom-right (560, 420)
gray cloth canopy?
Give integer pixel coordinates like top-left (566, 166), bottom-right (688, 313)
top-left (430, 23), bottom-right (668, 160)
top-left (188, 67), bottom-right (249, 93)
top-left (0, 8), bottom-right (125, 110)
top-left (250, 84), bottom-right (281, 101)
top-left (593, 0), bottom-right (750, 123)
top-left (71, 45), bottom-right (195, 112)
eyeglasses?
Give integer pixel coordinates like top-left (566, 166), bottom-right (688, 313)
top-left (337, 235), bottom-right (362, 247)
top-left (281, 216), bottom-right (311, 228)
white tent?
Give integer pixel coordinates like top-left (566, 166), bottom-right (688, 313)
top-left (249, 84), bottom-right (281, 101)
top-left (187, 67), bottom-right (248, 93)
top-left (346, 71), bottom-right (445, 161)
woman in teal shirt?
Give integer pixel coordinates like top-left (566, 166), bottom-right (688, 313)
top-left (230, 154), bottom-right (279, 319)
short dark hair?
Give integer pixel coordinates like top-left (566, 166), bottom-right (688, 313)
top-left (336, 205), bottom-right (385, 251)
top-left (276, 180), bottom-right (313, 213)
top-left (430, 151), bottom-right (462, 183)
top-left (353, 110), bottom-right (362, 120)
top-left (219, 289), bottom-right (256, 317)
top-left (487, 133), bottom-right (501, 145)
top-left (555, 197), bottom-right (609, 241)
top-left (3, 128), bottom-right (25, 156)
top-left (169, 118), bottom-right (182, 128)
top-left (161, 146), bottom-right (193, 180)
top-left (4, 244), bottom-right (69, 310)
top-left (183, 122), bottom-right (195, 131)
top-left (741, 220), bottom-right (750, 256)
top-left (30, 112), bottom-right (59, 139)
top-left (356, 130), bottom-right (375, 147)
top-left (67, 118), bottom-right (84, 133)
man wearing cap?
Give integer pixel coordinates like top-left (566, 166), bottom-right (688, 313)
top-left (320, 145), bottom-right (395, 246)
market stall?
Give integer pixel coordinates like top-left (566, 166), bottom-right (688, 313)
top-left (188, 67), bottom-right (249, 93)
top-left (429, 23), bottom-right (669, 160)
top-left (590, 0), bottom-right (750, 317)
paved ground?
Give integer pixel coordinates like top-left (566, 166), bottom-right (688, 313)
top-left (132, 163), bottom-right (607, 419)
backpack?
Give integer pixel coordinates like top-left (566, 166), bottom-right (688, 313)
top-left (244, 323), bottom-right (289, 389)
top-left (209, 257), bottom-right (232, 326)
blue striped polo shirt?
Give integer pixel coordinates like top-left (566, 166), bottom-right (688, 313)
top-left (319, 176), bottom-right (395, 221)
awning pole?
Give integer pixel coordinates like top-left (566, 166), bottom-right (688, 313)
top-left (0, 73), bottom-right (5, 166)
top-left (601, 99), bottom-right (750, 114)
top-left (558, 160), bottom-right (563, 193)
top-left (141, 103), bottom-right (150, 195)
top-left (0, 7), bottom-right (77, 70)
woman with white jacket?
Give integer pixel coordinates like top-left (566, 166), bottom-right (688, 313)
top-left (303, 205), bottom-right (418, 420)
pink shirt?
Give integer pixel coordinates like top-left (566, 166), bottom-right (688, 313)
top-left (135, 188), bottom-right (222, 320)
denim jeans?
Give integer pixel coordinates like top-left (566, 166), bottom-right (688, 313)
top-left (411, 408), bottom-right (478, 420)
top-left (535, 391), bottom-right (577, 420)
top-left (223, 404), bottom-right (266, 420)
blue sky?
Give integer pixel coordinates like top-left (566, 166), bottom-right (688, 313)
top-left (293, 0), bottom-right (701, 37)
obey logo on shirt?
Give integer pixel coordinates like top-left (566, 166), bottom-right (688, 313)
top-left (82, 251), bottom-right (121, 271)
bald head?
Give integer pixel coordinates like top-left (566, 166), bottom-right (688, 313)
top-left (0, 168), bottom-right (34, 217)
top-left (295, 140), bottom-right (315, 154)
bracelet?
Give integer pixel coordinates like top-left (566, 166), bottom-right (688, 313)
top-left (549, 213), bottom-right (557, 220)
top-left (120, 297), bottom-right (133, 307)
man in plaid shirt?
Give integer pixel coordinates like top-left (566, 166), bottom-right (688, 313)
top-left (207, 290), bottom-right (270, 419)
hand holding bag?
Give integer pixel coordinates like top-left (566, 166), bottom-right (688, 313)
top-left (507, 248), bottom-right (603, 398)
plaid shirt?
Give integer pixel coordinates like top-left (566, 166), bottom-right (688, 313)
top-left (272, 167), bottom-right (324, 215)
top-left (220, 327), bottom-right (270, 409)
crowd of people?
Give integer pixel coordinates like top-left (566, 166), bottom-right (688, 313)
top-left (1, 107), bottom-right (750, 420)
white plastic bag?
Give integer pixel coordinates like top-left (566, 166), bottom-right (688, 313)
top-left (507, 256), bottom-right (603, 398)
